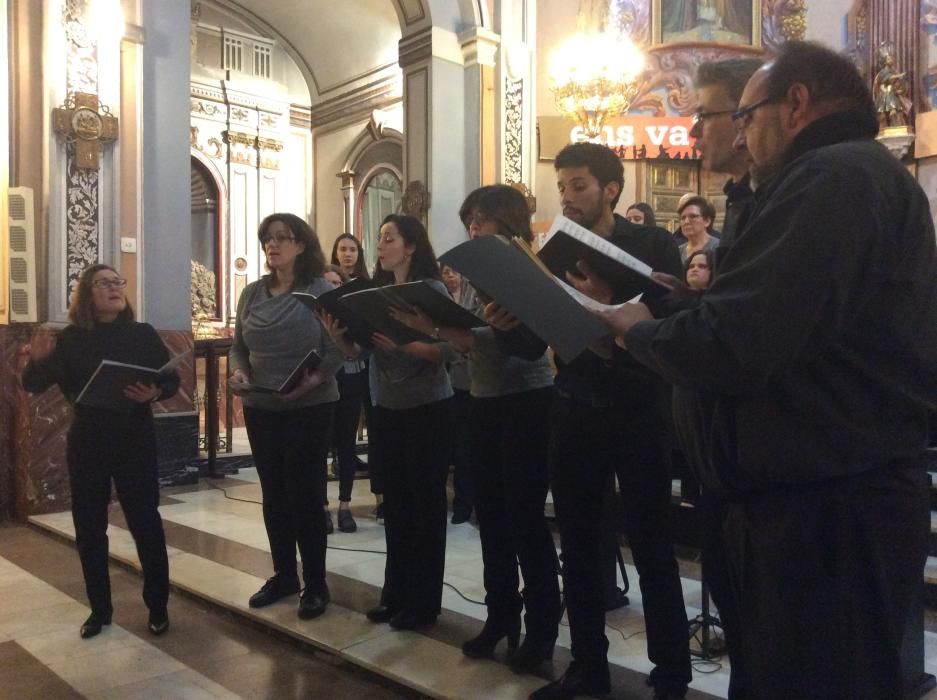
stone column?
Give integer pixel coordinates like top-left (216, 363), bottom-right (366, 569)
top-left (338, 169), bottom-right (356, 236)
top-left (460, 27), bottom-right (500, 190)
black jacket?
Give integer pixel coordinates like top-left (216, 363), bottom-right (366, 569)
top-left (625, 110), bottom-right (937, 496)
top-left (554, 214), bottom-right (683, 408)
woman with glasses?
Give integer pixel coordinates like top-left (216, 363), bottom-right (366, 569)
top-left (389, 186), bottom-right (560, 673)
top-left (323, 214), bottom-right (454, 631)
top-left (228, 213), bottom-right (344, 620)
top-left (677, 195), bottom-right (719, 263)
top-left (22, 264), bottom-right (179, 639)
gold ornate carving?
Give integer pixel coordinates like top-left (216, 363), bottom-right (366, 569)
top-left (190, 126), bottom-right (202, 151)
top-left (231, 106), bottom-right (249, 121)
top-left (401, 181), bottom-right (431, 218)
top-left (222, 130), bottom-right (256, 147)
top-left (207, 138), bottom-right (224, 159)
top-left (763, 0), bottom-right (807, 49)
top-left (257, 137), bottom-right (283, 152)
top-left (52, 92), bottom-right (119, 170)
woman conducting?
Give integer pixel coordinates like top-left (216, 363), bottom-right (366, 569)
top-left (229, 213), bottom-right (343, 620)
top-left (22, 264), bottom-right (179, 639)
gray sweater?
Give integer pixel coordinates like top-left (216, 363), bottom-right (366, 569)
top-left (369, 278), bottom-right (455, 411)
top-left (229, 277), bottom-right (344, 411)
top-left (461, 285), bottom-right (553, 398)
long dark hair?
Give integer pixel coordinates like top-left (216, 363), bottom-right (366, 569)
top-left (372, 214), bottom-right (441, 286)
top-left (257, 213), bottom-right (326, 288)
top-left (625, 202), bottom-right (657, 228)
top-left (684, 249), bottom-right (715, 288)
top-left (469, 185), bottom-right (534, 242)
top-left (68, 264), bottom-right (134, 330)
top-left (330, 233), bottom-right (370, 279)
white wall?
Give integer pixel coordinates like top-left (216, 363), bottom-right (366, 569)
top-left (314, 121), bottom-right (364, 251)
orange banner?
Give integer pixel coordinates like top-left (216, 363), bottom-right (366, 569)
top-left (538, 116), bottom-right (699, 161)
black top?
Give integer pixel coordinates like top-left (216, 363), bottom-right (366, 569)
top-left (22, 320), bottom-right (179, 427)
top-left (553, 214), bottom-right (683, 408)
top-left (625, 110), bottom-right (937, 496)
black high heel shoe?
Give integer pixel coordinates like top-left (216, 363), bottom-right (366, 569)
top-left (80, 610), bottom-right (112, 639)
top-left (148, 608), bottom-right (170, 636)
top-left (461, 616), bottom-right (522, 659)
top-left (509, 635), bottom-right (556, 674)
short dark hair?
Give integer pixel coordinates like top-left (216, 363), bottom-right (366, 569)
top-left (330, 232), bottom-right (370, 279)
top-left (554, 142), bottom-right (625, 209)
top-left (473, 185), bottom-right (534, 242)
top-left (458, 185), bottom-right (496, 228)
top-left (678, 195), bottom-right (717, 231)
top-left (696, 58), bottom-right (764, 104)
top-left (257, 213), bottom-right (326, 288)
top-left (68, 264), bottom-right (134, 330)
top-left (764, 41), bottom-right (876, 125)
top-left (372, 214), bottom-right (442, 286)
top-left (625, 202), bottom-right (657, 228)
top-left (684, 249), bottom-right (715, 287)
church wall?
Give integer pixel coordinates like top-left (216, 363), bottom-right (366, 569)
top-left (314, 121), bottom-right (365, 250)
top-left (806, 0), bottom-right (853, 47)
top-left (428, 57), bottom-right (469, 253)
top-left (142, 0), bottom-right (193, 331)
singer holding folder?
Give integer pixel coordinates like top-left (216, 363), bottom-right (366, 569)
top-left (228, 213), bottom-right (344, 620)
top-left (22, 264), bottom-right (179, 640)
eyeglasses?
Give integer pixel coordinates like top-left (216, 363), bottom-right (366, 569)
top-left (91, 278), bottom-right (127, 289)
top-left (261, 233), bottom-right (296, 246)
top-left (731, 96), bottom-right (775, 132)
top-left (691, 108), bottom-right (736, 127)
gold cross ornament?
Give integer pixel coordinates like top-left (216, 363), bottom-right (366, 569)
top-left (52, 92), bottom-right (119, 170)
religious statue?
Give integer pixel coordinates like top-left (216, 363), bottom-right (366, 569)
top-left (872, 44), bottom-right (913, 129)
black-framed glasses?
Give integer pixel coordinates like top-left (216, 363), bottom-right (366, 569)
top-left (731, 96), bottom-right (775, 132)
top-left (261, 233), bottom-right (296, 246)
top-left (91, 278), bottom-right (127, 289)
top-left (691, 108), bottom-right (736, 127)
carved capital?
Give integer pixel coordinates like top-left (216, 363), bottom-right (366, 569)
top-left (401, 180), bottom-right (431, 218)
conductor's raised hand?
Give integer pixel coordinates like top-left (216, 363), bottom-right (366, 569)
top-left (484, 301), bottom-right (521, 331)
top-left (566, 260), bottom-right (613, 304)
top-left (278, 369), bottom-right (325, 402)
top-left (124, 381), bottom-right (161, 403)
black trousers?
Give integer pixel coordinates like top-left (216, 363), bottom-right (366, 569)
top-left (471, 387), bottom-right (560, 640)
top-left (244, 403), bottom-right (334, 589)
top-left (331, 369), bottom-right (366, 502)
top-left (67, 420), bottom-right (168, 616)
top-left (549, 395), bottom-right (691, 686)
top-left (372, 399), bottom-right (452, 615)
top-left (450, 388), bottom-right (474, 514)
top-left (718, 465), bottom-right (929, 699)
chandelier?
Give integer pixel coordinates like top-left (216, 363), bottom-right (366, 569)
top-left (548, 31), bottom-right (645, 138)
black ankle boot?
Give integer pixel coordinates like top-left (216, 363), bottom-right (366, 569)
top-left (80, 610), bottom-right (112, 639)
top-left (148, 608), bottom-right (170, 635)
top-left (461, 616), bottom-right (521, 659)
top-left (509, 634), bottom-right (556, 674)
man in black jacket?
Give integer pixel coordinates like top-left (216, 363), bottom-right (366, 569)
top-left (529, 142), bottom-right (691, 700)
top-left (600, 41), bottom-right (937, 698)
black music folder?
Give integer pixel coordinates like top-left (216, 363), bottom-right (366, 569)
top-left (242, 348), bottom-right (323, 394)
top-left (438, 235), bottom-right (611, 363)
top-left (76, 351), bottom-right (188, 413)
top-left (292, 277), bottom-right (377, 347)
top-left (537, 214), bottom-right (673, 300)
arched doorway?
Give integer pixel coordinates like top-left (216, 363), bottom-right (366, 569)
top-left (191, 157), bottom-right (222, 320)
top-left (358, 169), bottom-right (403, 272)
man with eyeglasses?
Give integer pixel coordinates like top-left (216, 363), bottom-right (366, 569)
top-left (597, 41), bottom-right (937, 698)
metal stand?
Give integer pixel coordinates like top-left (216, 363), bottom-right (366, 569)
top-left (688, 578), bottom-right (725, 660)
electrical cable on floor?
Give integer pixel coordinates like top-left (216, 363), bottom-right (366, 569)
top-left (203, 479), bottom-right (485, 605)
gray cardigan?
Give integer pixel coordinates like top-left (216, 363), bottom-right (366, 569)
top-left (229, 277), bottom-right (343, 411)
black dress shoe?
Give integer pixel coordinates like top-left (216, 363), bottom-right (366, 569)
top-left (365, 604), bottom-right (398, 623)
top-left (450, 507), bottom-right (472, 525)
top-left (249, 574), bottom-right (300, 608)
top-left (79, 610), bottom-right (112, 639)
top-left (509, 635), bottom-right (556, 674)
top-left (528, 661), bottom-right (611, 699)
top-left (389, 610), bottom-right (437, 631)
top-left (148, 609), bottom-right (170, 635)
top-left (298, 585), bottom-right (330, 620)
top-left (337, 508), bottom-right (357, 533)
top-left (461, 616), bottom-right (521, 658)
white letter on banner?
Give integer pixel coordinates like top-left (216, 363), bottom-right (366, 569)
top-left (669, 126), bottom-right (689, 146)
top-left (645, 125), bottom-right (668, 146)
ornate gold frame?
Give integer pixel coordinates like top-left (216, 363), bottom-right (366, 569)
top-left (651, 0), bottom-right (762, 48)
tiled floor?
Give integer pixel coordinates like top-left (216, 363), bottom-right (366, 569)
top-left (11, 469), bottom-right (937, 699)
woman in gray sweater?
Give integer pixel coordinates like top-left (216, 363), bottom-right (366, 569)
top-left (391, 187), bottom-right (560, 673)
top-left (324, 214), bottom-right (454, 631)
top-left (228, 213), bottom-right (343, 620)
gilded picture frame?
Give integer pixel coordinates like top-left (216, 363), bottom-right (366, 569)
top-left (652, 0), bottom-right (762, 47)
